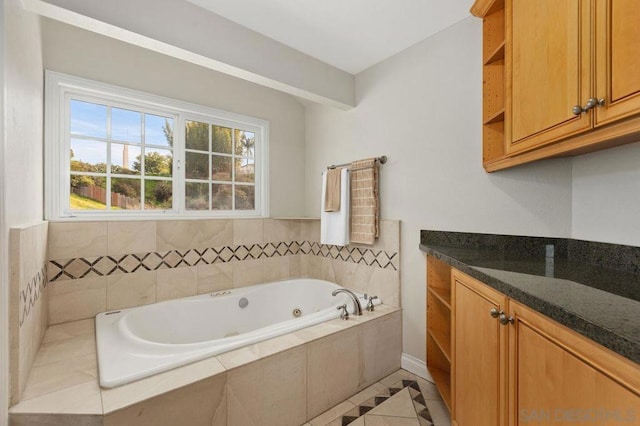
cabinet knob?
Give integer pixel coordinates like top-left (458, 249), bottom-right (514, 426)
top-left (490, 307), bottom-right (501, 318)
top-left (499, 313), bottom-right (515, 326)
top-left (572, 98), bottom-right (605, 115)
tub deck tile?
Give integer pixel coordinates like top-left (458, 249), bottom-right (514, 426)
top-left (217, 331), bottom-right (306, 370)
top-left (101, 356), bottom-right (226, 414)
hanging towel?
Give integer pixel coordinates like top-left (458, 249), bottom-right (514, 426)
top-left (350, 158), bottom-right (379, 245)
top-left (320, 168), bottom-right (350, 246)
top-left (323, 168), bottom-right (342, 212)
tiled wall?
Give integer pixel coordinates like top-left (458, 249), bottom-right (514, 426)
top-left (9, 222), bottom-right (49, 404)
top-left (46, 219), bottom-right (400, 324)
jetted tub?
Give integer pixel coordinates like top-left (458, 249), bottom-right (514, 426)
top-left (96, 278), bottom-right (379, 388)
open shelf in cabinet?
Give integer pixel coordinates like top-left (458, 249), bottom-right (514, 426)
top-left (475, 0), bottom-right (506, 169)
top-left (426, 255), bottom-right (452, 412)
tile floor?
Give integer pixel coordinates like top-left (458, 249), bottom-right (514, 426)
top-left (304, 369), bottom-right (451, 426)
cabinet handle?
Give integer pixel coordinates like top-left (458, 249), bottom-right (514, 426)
top-left (572, 98), bottom-right (605, 115)
top-left (490, 307), bottom-right (501, 318)
top-left (498, 313), bottom-right (514, 326)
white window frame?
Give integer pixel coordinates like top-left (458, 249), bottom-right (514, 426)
top-left (45, 71), bottom-right (269, 220)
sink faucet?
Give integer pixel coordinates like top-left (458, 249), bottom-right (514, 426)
top-left (331, 288), bottom-right (363, 316)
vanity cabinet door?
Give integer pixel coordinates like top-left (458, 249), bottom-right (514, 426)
top-left (452, 270), bottom-right (508, 426)
top-left (507, 0), bottom-right (592, 154)
top-left (594, 0), bottom-right (640, 126)
top-left (508, 300), bottom-right (640, 425)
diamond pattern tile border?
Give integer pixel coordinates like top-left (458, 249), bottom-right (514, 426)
top-left (340, 379), bottom-right (434, 426)
top-left (20, 265), bottom-right (48, 327)
top-left (47, 241), bottom-right (399, 282)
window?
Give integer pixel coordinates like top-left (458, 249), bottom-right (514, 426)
top-left (45, 72), bottom-right (268, 219)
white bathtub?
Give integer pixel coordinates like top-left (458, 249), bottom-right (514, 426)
top-left (96, 278), bottom-right (378, 388)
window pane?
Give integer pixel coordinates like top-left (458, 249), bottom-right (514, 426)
top-left (185, 120), bottom-right (209, 151)
top-left (212, 125), bottom-right (232, 154)
top-left (234, 130), bottom-right (255, 157)
top-left (111, 177), bottom-right (141, 210)
top-left (185, 152), bottom-right (209, 179)
top-left (70, 100), bottom-right (107, 138)
top-left (111, 144), bottom-right (141, 175)
top-left (70, 177), bottom-right (106, 210)
top-left (186, 182), bottom-right (209, 210)
top-left (211, 155), bottom-right (232, 181)
top-left (144, 148), bottom-right (173, 177)
top-left (111, 107), bottom-right (141, 143)
top-left (145, 114), bottom-right (173, 147)
top-left (212, 184), bottom-right (232, 210)
top-left (234, 157), bottom-right (255, 183)
top-left (235, 185), bottom-right (255, 210)
top-left (144, 180), bottom-right (172, 210)
top-left (70, 139), bottom-right (107, 173)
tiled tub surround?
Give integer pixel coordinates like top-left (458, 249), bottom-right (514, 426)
top-left (96, 279), bottom-right (376, 387)
top-left (9, 222), bottom-right (49, 404)
top-left (46, 219), bottom-right (400, 324)
top-left (420, 230), bottom-right (640, 363)
top-left (9, 305), bottom-right (402, 426)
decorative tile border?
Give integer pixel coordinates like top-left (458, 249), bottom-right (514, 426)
top-left (20, 265), bottom-right (48, 327)
top-left (340, 379), bottom-right (434, 425)
top-left (48, 241), bottom-right (399, 282)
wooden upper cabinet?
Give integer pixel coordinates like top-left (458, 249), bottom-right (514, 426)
top-left (507, 0), bottom-right (592, 154)
top-left (474, 0), bottom-right (640, 171)
top-left (595, 0), bottom-right (640, 126)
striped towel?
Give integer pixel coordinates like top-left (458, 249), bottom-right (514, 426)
top-left (349, 158), bottom-right (379, 244)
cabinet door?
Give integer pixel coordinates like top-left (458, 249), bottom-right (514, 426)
top-left (595, 0), bottom-right (640, 126)
top-left (452, 270), bottom-right (507, 426)
top-left (508, 301), bottom-right (640, 426)
top-left (507, 0), bottom-right (592, 154)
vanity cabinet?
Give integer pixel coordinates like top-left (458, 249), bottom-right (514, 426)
top-left (452, 269), bottom-right (507, 426)
top-left (426, 257), bottom-right (640, 425)
top-left (472, 0), bottom-right (640, 171)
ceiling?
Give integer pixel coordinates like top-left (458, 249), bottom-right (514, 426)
top-left (186, 0), bottom-right (474, 74)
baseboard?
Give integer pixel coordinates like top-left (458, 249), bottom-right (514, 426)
top-left (401, 353), bottom-right (432, 381)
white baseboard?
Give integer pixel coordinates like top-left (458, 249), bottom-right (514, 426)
top-left (401, 353), bottom-right (432, 381)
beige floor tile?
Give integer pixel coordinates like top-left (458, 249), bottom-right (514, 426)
top-left (348, 382), bottom-right (388, 406)
top-left (10, 381), bottom-right (102, 415)
top-left (364, 415), bottom-right (420, 426)
top-left (22, 353), bottom-right (97, 400)
top-left (104, 373), bottom-right (226, 426)
top-left (380, 370), bottom-right (419, 387)
top-left (367, 388), bottom-right (417, 418)
top-left (308, 400), bottom-right (356, 426)
top-left (227, 345), bottom-right (306, 426)
top-left (416, 377), bottom-right (443, 401)
top-left (424, 400), bottom-right (451, 426)
top-left (101, 356), bottom-right (225, 414)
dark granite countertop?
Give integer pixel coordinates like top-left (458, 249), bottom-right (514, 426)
top-left (419, 231), bottom-right (640, 364)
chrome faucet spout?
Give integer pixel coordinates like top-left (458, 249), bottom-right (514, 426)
top-left (331, 288), bottom-right (363, 316)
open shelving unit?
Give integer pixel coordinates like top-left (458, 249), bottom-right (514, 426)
top-left (471, 0), bottom-right (506, 169)
top-left (426, 255), bottom-right (452, 412)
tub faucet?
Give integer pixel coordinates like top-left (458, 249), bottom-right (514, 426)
top-left (331, 289), bottom-right (363, 316)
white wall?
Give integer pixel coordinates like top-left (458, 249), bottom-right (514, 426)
top-left (304, 17), bottom-right (574, 361)
top-left (2, 0), bottom-right (44, 422)
top-left (572, 142), bottom-right (640, 246)
top-left (41, 18), bottom-right (307, 217)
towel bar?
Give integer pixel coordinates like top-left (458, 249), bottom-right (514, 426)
top-left (327, 155), bottom-right (387, 170)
